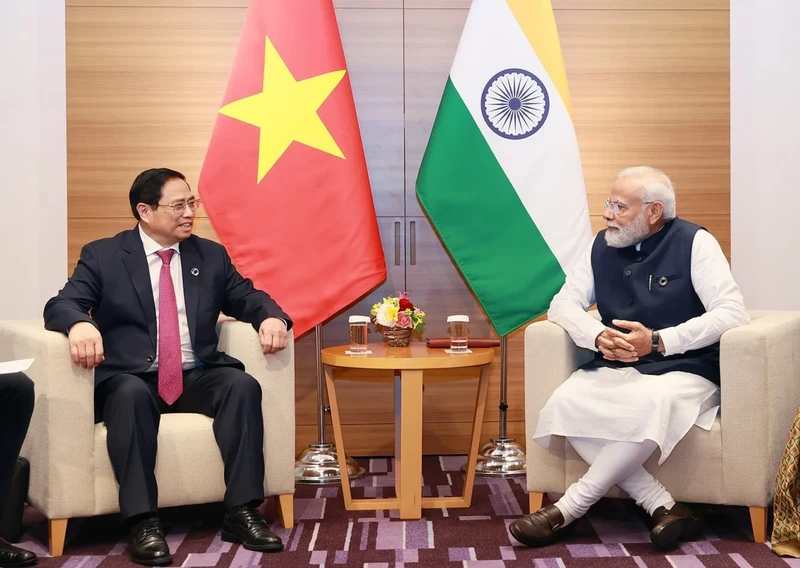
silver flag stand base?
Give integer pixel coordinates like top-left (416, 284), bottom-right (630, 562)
top-left (295, 442), bottom-right (367, 484)
top-left (462, 336), bottom-right (526, 478)
top-left (462, 438), bottom-right (527, 478)
top-left (296, 325), bottom-right (366, 485)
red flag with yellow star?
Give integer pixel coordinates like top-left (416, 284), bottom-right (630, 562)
top-left (198, 0), bottom-right (386, 337)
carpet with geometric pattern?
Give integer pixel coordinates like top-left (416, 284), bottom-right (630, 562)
top-left (11, 456), bottom-right (791, 567)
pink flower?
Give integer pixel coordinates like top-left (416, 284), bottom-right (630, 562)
top-left (397, 291), bottom-right (410, 300)
top-left (397, 312), bottom-right (413, 329)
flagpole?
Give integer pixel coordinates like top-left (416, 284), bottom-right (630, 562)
top-left (294, 324), bottom-right (366, 484)
top-left (469, 334), bottom-right (527, 477)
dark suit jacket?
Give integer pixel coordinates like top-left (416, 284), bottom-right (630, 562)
top-left (43, 228), bottom-right (292, 386)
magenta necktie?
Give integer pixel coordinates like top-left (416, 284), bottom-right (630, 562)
top-left (156, 249), bottom-right (183, 405)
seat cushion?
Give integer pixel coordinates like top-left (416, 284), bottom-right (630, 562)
top-left (93, 414), bottom-right (226, 516)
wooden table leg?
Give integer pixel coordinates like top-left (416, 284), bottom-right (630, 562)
top-left (422, 364), bottom-right (490, 510)
top-left (324, 365), bottom-right (353, 508)
top-left (396, 369), bottom-right (424, 519)
top-left (461, 364), bottom-right (491, 506)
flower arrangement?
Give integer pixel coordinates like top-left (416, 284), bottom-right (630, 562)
top-left (371, 292), bottom-right (425, 346)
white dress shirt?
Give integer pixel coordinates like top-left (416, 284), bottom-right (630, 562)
top-left (139, 225), bottom-right (197, 370)
top-left (547, 228), bottom-right (751, 355)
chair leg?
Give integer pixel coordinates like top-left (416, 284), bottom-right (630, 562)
top-left (48, 518), bottom-right (68, 557)
top-left (276, 494), bottom-right (293, 528)
top-left (749, 506), bottom-right (768, 544)
top-left (529, 492), bottom-right (544, 514)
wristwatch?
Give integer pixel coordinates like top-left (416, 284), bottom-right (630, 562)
top-left (650, 329), bottom-right (660, 353)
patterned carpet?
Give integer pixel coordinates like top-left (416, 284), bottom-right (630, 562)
top-left (10, 456), bottom-right (793, 567)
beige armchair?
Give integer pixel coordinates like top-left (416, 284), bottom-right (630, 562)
top-left (523, 310), bottom-right (800, 543)
top-left (0, 319), bottom-right (295, 557)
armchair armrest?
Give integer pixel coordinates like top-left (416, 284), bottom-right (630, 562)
top-left (523, 318), bottom-right (595, 493)
top-left (523, 320), bottom-right (595, 415)
top-left (217, 321), bottom-right (295, 496)
top-left (719, 310), bottom-right (800, 505)
top-left (0, 319), bottom-right (96, 519)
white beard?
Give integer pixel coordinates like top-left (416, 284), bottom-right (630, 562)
top-left (605, 213), bottom-right (651, 248)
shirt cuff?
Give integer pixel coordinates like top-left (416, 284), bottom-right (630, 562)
top-left (583, 318), bottom-right (608, 352)
top-left (658, 327), bottom-right (680, 356)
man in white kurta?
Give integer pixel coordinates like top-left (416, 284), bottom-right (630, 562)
top-left (510, 167), bottom-right (749, 551)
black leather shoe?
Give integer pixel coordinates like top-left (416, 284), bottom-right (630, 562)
top-left (128, 517), bottom-right (172, 566)
top-left (509, 504), bottom-right (576, 548)
top-left (222, 505), bottom-right (283, 552)
top-left (650, 503), bottom-right (702, 550)
top-left (0, 541), bottom-right (37, 567)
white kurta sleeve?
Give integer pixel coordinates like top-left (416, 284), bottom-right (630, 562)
top-left (658, 229), bottom-right (750, 356)
top-left (546, 239), bottom-right (606, 351)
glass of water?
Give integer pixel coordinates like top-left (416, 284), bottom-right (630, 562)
top-left (447, 315), bottom-right (469, 353)
top-left (348, 316), bottom-right (370, 354)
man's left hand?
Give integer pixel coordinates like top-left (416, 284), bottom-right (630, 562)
top-left (609, 320), bottom-right (652, 357)
top-left (258, 317), bottom-right (288, 354)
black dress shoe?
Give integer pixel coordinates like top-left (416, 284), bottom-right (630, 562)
top-left (650, 503), bottom-right (702, 550)
top-left (0, 541), bottom-right (37, 567)
top-left (222, 505), bottom-right (283, 552)
top-left (128, 517), bottom-right (172, 566)
top-left (509, 504), bottom-right (576, 548)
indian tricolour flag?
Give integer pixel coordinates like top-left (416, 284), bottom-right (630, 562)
top-left (416, 0), bottom-right (592, 338)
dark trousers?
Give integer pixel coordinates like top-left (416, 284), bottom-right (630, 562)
top-left (94, 366), bottom-right (265, 522)
top-left (0, 373), bottom-right (35, 515)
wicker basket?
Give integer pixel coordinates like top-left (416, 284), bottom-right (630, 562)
top-left (378, 325), bottom-right (412, 347)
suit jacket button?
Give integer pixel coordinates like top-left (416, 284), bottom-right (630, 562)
top-left (624, 269), bottom-right (632, 277)
top-left (635, 256), bottom-right (643, 262)
top-left (146, 356), bottom-right (154, 363)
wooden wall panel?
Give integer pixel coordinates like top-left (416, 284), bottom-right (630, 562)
top-left (66, 5), bottom-right (404, 251)
top-left (67, 0), bottom-right (725, 8)
top-left (67, 0), bottom-right (402, 8)
top-left (563, 8), bottom-right (730, 257)
top-left (553, 0), bottom-right (728, 8)
top-left (406, 1), bottom-right (727, 9)
top-left (296, 419), bottom-right (527, 459)
top-left (66, 7), bottom-right (242, 222)
top-left (294, 335), bottom-right (526, 430)
top-left (66, 2), bottom-right (730, 457)
top-left (557, 11), bottom-right (728, 74)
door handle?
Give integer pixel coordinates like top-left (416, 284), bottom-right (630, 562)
top-left (409, 221), bottom-right (416, 266)
top-left (394, 221), bottom-right (401, 266)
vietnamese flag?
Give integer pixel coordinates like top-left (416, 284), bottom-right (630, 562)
top-left (198, 0), bottom-right (386, 337)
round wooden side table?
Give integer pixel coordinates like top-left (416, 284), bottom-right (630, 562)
top-left (320, 343), bottom-right (495, 520)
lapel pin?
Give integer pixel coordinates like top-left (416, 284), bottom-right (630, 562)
top-left (191, 268), bottom-right (200, 276)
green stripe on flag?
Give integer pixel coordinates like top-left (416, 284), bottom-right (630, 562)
top-left (416, 79), bottom-right (565, 337)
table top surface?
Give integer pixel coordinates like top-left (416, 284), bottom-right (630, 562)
top-left (320, 343), bottom-right (495, 369)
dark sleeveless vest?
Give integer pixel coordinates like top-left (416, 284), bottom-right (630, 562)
top-left (580, 217), bottom-right (720, 384)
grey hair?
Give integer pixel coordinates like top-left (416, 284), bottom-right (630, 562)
top-left (617, 166), bottom-right (677, 221)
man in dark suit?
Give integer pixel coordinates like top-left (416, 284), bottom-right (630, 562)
top-left (44, 168), bottom-right (292, 566)
top-left (0, 372), bottom-right (37, 567)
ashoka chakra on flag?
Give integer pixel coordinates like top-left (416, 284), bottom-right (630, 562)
top-left (481, 68), bottom-right (549, 140)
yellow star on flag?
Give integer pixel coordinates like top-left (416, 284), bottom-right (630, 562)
top-left (219, 36), bottom-right (347, 183)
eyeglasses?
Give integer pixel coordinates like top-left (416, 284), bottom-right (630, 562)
top-left (603, 199), bottom-right (655, 214)
top-left (156, 199), bottom-right (202, 214)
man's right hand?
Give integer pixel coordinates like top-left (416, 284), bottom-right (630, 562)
top-left (68, 322), bottom-right (104, 369)
top-left (595, 328), bottom-right (639, 363)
